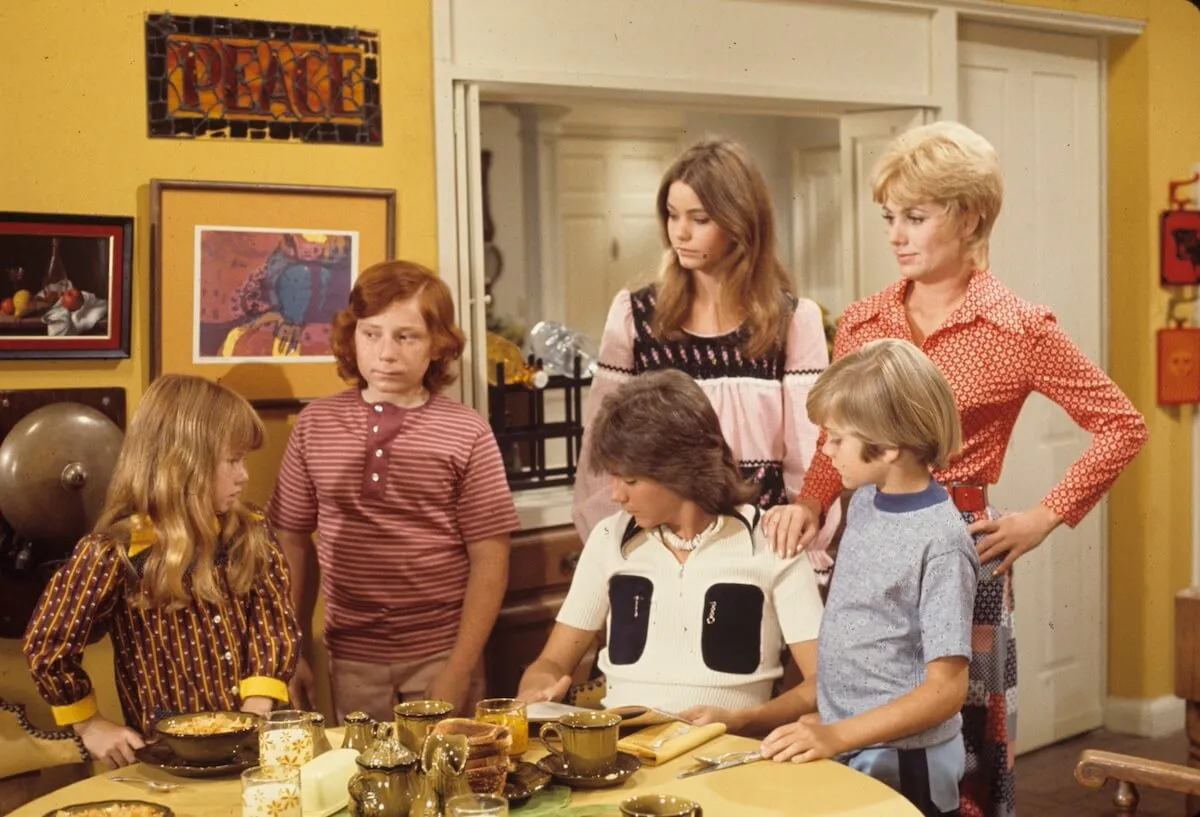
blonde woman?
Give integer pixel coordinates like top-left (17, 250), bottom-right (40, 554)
top-left (572, 137), bottom-right (832, 576)
top-left (775, 122), bottom-right (1148, 817)
top-left (23, 375), bottom-right (299, 768)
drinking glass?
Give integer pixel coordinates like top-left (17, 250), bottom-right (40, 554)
top-left (474, 697), bottom-right (529, 755)
top-left (445, 792), bottom-right (510, 816)
top-left (241, 765), bottom-right (302, 817)
top-left (258, 710), bottom-right (314, 767)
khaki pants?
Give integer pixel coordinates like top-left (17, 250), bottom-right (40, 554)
top-left (329, 651), bottom-right (486, 725)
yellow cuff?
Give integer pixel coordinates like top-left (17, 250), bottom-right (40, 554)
top-left (240, 676), bottom-right (290, 703)
top-left (52, 693), bottom-right (99, 726)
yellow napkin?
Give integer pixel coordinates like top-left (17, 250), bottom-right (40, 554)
top-left (617, 721), bottom-right (726, 765)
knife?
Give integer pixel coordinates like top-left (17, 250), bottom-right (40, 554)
top-left (677, 752), bottom-right (763, 778)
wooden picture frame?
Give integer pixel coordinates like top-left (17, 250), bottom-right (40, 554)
top-left (149, 180), bottom-right (396, 407)
top-left (0, 213), bottom-right (133, 359)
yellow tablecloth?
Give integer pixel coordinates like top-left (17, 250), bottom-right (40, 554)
top-left (12, 729), bottom-right (922, 816)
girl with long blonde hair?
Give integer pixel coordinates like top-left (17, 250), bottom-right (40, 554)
top-left (24, 375), bottom-right (300, 768)
top-left (573, 137), bottom-right (832, 577)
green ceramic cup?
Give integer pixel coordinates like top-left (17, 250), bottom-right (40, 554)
top-left (619, 794), bottom-right (704, 816)
top-left (537, 710), bottom-right (621, 777)
top-left (393, 699), bottom-right (454, 752)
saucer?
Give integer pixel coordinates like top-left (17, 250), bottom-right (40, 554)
top-left (135, 741), bottom-right (256, 778)
top-left (44, 801), bottom-right (173, 817)
top-left (535, 750), bottom-right (642, 789)
top-left (505, 760), bottom-right (552, 805)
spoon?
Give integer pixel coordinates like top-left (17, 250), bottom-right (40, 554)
top-left (109, 776), bottom-right (183, 792)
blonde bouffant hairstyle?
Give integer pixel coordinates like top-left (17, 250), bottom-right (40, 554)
top-left (807, 339), bottom-right (962, 470)
top-left (95, 374), bottom-right (270, 609)
top-left (652, 138), bottom-right (794, 359)
top-left (871, 121), bottom-right (1004, 269)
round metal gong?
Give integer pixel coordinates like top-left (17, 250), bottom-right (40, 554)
top-left (0, 403), bottom-right (123, 543)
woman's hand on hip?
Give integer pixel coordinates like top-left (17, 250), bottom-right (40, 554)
top-left (969, 504), bottom-right (1062, 576)
top-left (763, 500), bottom-right (821, 558)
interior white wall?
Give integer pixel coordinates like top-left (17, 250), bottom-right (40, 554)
top-left (479, 104), bottom-right (530, 338)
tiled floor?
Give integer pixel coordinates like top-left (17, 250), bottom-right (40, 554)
top-left (1015, 728), bottom-right (1190, 816)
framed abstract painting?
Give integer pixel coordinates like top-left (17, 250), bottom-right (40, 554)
top-left (150, 180), bottom-right (396, 407)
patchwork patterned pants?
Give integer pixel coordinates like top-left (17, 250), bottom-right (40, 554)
top-left (959, 507), bottom-right (1017, 817)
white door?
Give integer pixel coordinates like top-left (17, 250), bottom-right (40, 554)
top-left (558, 136), bottom-right (677, 343)
top-left (792, 146), bottom-right (843, 313)
top-left (840, 109), bottom-right (930, 305)
top-left (959, 21), bottom-right (1105, 754)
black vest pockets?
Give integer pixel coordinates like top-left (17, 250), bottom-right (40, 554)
top-left (607, 574), bottom-right (654, 665)
top-left (700, 583), bottom-right (765, 674)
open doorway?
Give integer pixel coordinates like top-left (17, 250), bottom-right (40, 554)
top-left (479, 99), bottom-right (849, 351)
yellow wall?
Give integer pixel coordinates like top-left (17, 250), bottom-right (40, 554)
top-left (1, 0), bottom-right (1195, 731)
top-left (999, 0), bottom-right (1197, 699)
top-left (0, 0), bottom-right (435, 724)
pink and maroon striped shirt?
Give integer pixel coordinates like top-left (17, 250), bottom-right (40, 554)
top-left (268, 389), bottom-right (519, 663)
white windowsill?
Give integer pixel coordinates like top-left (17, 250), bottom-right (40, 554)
top-left (513, 484), bottom-right (575, 531)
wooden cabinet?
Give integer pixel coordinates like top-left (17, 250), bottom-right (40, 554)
top-left (484, 524), bottom-right (594, 697)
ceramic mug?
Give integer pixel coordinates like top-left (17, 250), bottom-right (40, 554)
top-left (619, 794), bottom-right (704, 817)
top-left (537, 710), bottom-right (621, 777)
top-left (394, 699), bottom-right (454, 752)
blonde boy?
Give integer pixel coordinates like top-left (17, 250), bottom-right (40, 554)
top-left (762, 338), bottom-right (978, 817)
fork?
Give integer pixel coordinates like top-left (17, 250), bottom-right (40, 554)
top-left (649, 723), bottom-right (691, 749)
top-left (692, 749), bottom-right (757, 767)
top-left (109, 776), bottom-right (183, 793)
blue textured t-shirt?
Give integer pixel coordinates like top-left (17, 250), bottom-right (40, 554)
top-left (817, 480), bottom-right (979, 749)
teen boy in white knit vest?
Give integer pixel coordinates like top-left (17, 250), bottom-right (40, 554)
top-left (517, 369), bottom-right (824, 722)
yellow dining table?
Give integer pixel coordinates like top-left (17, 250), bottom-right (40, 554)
top-left (11, 728), bottom-right (922, 817)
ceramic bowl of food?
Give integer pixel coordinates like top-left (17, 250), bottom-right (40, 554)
top-left (45, 800), bottom-right (173, 817)
top-left (154, 711), bottom-right (259, 765)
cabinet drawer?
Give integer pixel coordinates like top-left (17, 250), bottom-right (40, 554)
top-left (507, 525), bottom-right (583, 594)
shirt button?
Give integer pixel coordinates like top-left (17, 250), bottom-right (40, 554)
top-left (372, 425), bottom-right (379, 433)
top-left (374, 405), bottom-right (383, 413)
top-left (212, 615), bottom-right (222, 624)
top-left (224, 651), bottom-right (233, 661)
top-left (371, 473), bottom-right (380, 482)
top-left (231, 685), bottom-right (239, 694)
top-left (375, 449), bottom-right (383, 457)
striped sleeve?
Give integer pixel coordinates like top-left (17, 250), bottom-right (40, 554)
top-left (455, 425), bottom-right (519, 544)
top-left (268, 409), bottom-right (318, 535)
top-left (572, 290), bottom-right (636, 542)
top-left (22, 536), bottom-right (124, 725)
top-left (240, 531), bottom-right (302, 703)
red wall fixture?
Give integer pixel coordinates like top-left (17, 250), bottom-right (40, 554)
top-left (1157, 325), bottom-right (1200, 405)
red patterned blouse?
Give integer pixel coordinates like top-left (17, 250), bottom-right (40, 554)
top-left (799, 271), bottom-right (1148, 532)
